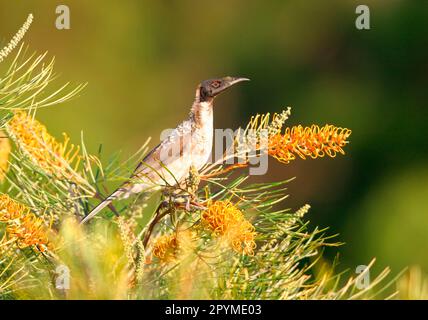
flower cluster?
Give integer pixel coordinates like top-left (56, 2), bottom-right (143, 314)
top-left (152, 233), bottom-right (179, 262)
top-left (0, 194), bottom-right (49, 251)
top-left (268, 124), bottom-right (352, 163)
top-left (7, 111), bottom-right (81, 179)
top-left (201, 200), bottom-right (256, 256)
top-left (230, 109), bottom-right (351, 171)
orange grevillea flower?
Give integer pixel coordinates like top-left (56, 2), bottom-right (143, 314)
top-left (201, 200), bottom-right (256, 256)
top-left (152, 233), bottom-right (179, 262)
top-left (6, 213), bottom-right (49, 251)
top-left (0, 194), bottom-right (49, 251)
top-left (7, 111), bottom-right (81, 178)
top-left (0, 193), bottom-right (30, 222)
top-left (152, 230), bottom-right (195, 263)
top-left (268, 124), bottom-right (352, 163)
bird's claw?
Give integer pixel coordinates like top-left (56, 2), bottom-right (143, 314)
top-left (185, 197), bottom-right (191, 211)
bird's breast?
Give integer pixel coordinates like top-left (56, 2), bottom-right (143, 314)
top-left (190, 117), bottom-right (213, 168)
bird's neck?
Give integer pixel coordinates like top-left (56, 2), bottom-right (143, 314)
top-left (190, 100), bottom-right (213, 128)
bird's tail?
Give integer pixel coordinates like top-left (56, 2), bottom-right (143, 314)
top-left (81, 189), bottom-right (124, 224)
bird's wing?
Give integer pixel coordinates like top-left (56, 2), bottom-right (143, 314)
top-left (130, 120), bottom-right (194, 186)
top-left (83, 121), bottom-right (197, 223)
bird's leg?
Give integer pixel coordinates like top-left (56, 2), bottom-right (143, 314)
top-left (185, 197), bottom-right (191, 212)
top-left (159, 166), bottom-right (203, 212)
top-left (162, 191), bottom-right (203, 212)
top-left (142, 168), bottom-right (206, 248)
top-left (162, 187), bottom-right (187, 209)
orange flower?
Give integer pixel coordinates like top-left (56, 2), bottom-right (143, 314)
top-left (268, 124), bottom-right (352, 163)
top-left (6, 213), bottom-right (49, 251)
top-left (0, 193), bottom-right (49, 251)
top-left (0, 194), bottom-right (29, 222)
top-left (152, 234), bottom-right (179, 262)
top-left (201, 201), bottom-right (256, 256)
top-left (7, 111), bottom-right (81, 178)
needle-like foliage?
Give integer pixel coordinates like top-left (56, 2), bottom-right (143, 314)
top-left (0, 15), bottom-right (408, 300)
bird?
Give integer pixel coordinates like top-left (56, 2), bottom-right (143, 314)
top-left (81, 76), bottom-right (249, 224)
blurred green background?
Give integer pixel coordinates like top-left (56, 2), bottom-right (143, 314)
top-left (1, 0), bottom-right (428, 277)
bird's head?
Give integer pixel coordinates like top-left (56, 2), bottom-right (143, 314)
top-left (196, 76), bottom-right (250, 103)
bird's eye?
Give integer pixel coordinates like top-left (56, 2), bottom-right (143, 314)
top-left (211, 80), bottom-right (221, 89)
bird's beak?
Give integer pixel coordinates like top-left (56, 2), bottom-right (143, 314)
top-left (228, 77), bottom-right (251, 86)
top-left (212, 77), bottom-right (250, 96)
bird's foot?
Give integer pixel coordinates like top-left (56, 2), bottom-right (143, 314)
top-left (185, 197), bottom-right (191, 211)
top-left (161, 194), bottom-right (205, 212)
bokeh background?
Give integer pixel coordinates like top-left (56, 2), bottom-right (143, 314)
top-left (1, 1), bottom-right (427, 277)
